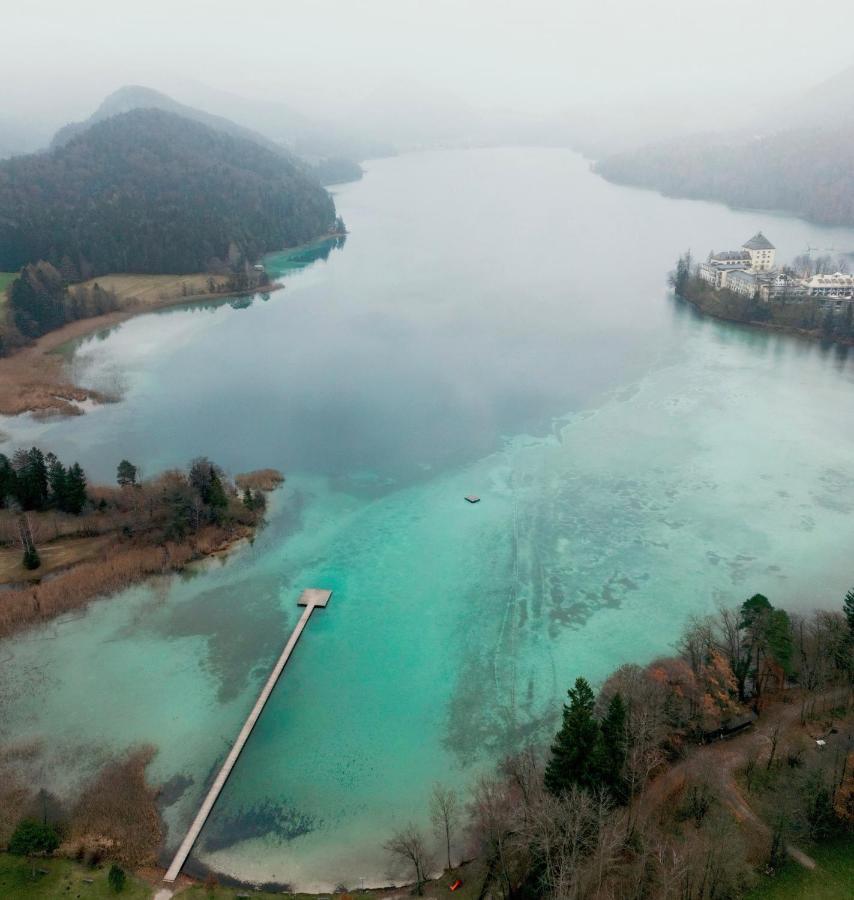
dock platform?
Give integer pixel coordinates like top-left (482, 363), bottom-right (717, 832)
top-left (162, 588), bottom-right (333, 883)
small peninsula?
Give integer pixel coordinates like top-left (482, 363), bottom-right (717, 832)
top-left (0, 450), bottom-right (284, 639)
top-left (671, 233), bottom-right (854, 345)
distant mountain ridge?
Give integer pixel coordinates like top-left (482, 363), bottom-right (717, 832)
top-left (51, 85), bottom-right (295, 157)
top-left (592, 62), bottom-right (854, 227)
top-left (49, 84), bottom-right (364, 186)
top-left (0, 107), bottom-right (337, 276)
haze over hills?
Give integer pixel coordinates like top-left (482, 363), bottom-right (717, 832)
top-left (48, 85), bottom-right (364, 186)
top-left (592, 62), bottom-right (854, 227)
top-left (51, 85), bottom-right (291, 156)
top-left (0, 108), bottom-right (337, 277)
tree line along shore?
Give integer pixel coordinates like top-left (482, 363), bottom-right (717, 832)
top-left (1, 589), bottom-right (852, 899)
top-left (0, 447), bottom-right (284, 639)
top-left (670, 251), bottom-right (854, 346)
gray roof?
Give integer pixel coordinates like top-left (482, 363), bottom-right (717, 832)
top-left (728, 269), bottom-right (757, 283)
top-left (743, 232), bottom-right (775, 250)
top-left (711, 250), bottom-right (750, 261)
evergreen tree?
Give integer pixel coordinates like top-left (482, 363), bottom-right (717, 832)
top-left (207, 471), bottom-right (228, 508)
top-left (108, 864), bottom-right (126, 893)
top-left (768, 608), bottom-right (794, 674)
top-left (116, 459), bottom-right (137, 487)
top-left (668, 250), bottom-right (693, 295)
top-left (8, 820), bottom-right (59, 877)
top-left (12, 447), bottom-right (49, 510)
top-left (46, 453), bottom-right (67, 509)
top-left (597, 692), bottom-right (628, 802)
top-left (206, 470), bottom-right (228, 522)
top-left (63, 463), bottom-right (87, 515)
top-left (844, 588), bottom-right (854, 640)
top-left (544, 677), bottom-right (601, 796)
top-left (0, 453), bottom-right (17, 507)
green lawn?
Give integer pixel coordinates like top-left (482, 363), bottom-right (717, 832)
top-left (0, 853), bottom-right (151, 899)
top-left (746, 837), bottom-right (854, 900)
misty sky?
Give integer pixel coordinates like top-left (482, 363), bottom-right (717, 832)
top-left (3, 0), bottom-right (853, 125)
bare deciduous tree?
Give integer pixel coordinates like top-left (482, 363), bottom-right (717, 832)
top-left (430, 783), bottom-right (460, 871)
top-left (383, 823), bottom-right (431, 895)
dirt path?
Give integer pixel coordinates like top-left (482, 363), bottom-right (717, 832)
top-left (640, 695), bottom-right (822, 869)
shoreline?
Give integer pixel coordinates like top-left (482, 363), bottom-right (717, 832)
top-left (0, 469), bottom-right (284, 640)
top-left (0, 282), bottom-right (281, 418)
top-left (0, 521), bottom-right (254, 641)
top-left (677, 282), bottom-right (854, 349)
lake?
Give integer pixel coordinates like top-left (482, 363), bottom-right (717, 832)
top-left (3, 147), bottom-right (854, 889)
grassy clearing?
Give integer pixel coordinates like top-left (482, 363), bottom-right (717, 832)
top-left (0, 534), bottom-right (114, 585)
top-left (0, 853), bottom-right (151, 899)
top-left (73, 273), bottom-right (214, 307)
top-left (745, 837), bottom-right (854, 899)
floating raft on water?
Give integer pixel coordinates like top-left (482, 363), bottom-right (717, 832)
top-left (465, 495), bottom-right (480, 504)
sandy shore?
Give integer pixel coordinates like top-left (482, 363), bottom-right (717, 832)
top-left (0, 282), bottom-right (278, 418)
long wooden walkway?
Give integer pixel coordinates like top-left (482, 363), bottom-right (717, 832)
top-left (162, 588), bottom-right (333, 884)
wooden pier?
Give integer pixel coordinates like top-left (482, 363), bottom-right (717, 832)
top-left (162, 588), bottom-right (333, 884)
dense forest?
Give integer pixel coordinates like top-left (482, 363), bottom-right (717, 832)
top-left (595, 125), bottom-right (854, 227)
top-left (312, 156), bottom-right (364, 185)
top-left (4, 261), bottom-right (119, 344)
top-left (0, 108), bottom-right (337, 275)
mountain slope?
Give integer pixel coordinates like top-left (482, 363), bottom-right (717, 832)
top-left (595, 126), bottom-right (854, 227)
top-left (592, 62), bottom-right (854, 227)
top-left (0, 108), bottom-right (337, 276)
top-left (50, 84), bottom-right (364, 185)
top-left (50, 85), bottom-right (289, 156)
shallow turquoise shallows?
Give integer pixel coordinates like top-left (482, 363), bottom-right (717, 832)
top-left (4, 148), bottom-right (854, 889)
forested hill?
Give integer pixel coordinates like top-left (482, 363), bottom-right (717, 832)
top-left (50, 84), bottom-right (287, 156)
top-left (594, 125), bottom-right (854, 227)
top-left (0, 108), bottom-right (337, 276)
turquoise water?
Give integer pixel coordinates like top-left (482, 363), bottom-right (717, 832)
top-left (3, 148), bottom-right (854, 889)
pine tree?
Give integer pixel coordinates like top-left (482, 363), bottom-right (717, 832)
top-left (63, 463), bottom-right (87, 515)
top-left (13, 447), bottom-right (49, 510)
top-left (844, 588), bottom-right (854, 639)
top-left (206, 470), bottom-right (228, 511)
top-left (116, 459), bottom-right (137, 487)
top-left (108, 864), bottom-right (126, 893)
top-left (597, 692), bottom-right (628, 802)
top-left (544, 677), bottom-right (601, 796)
top-left (0, 453), bottom-right (16, 507)
top-left (46, 453), bottom-right (67, 509)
